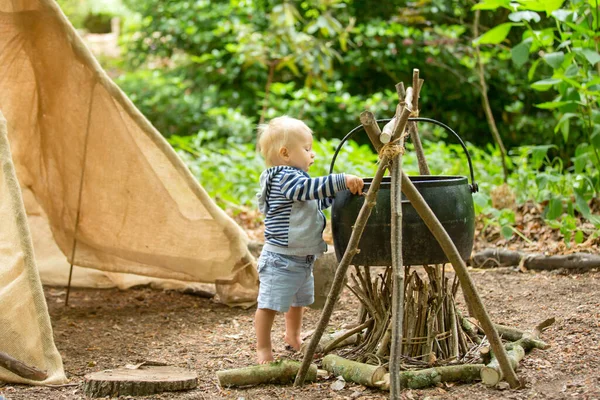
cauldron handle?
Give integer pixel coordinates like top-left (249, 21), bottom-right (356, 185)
top-left (329, 117), bottom-right (479, 193)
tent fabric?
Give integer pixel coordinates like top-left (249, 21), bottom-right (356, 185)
top-left (0, 112), bottom-right (67, 385)
top-left (0, 0), bottom-right (260, 384)
top-left (0, 0), bottom-right (258, 304)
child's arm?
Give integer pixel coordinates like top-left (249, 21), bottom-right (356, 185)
top-left (278, 170), bottom-right (347, 201)
top-left (319, 174), bottom-right (364, 209)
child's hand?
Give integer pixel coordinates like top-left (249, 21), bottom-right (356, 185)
top-left (345, 174), bottom-right (364, 195)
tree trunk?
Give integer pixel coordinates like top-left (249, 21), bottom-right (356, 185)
top-left (218, 360), bottom-right (317, 387)
top-left (473, 10), bottom-right (509, 183)
top-left (83, 366), bottom-right (197, 398)
top-left (322, 355), bottom-right (386, 388)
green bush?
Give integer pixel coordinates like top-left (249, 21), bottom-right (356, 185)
top-left (83, 12), bottom-right (114, 33)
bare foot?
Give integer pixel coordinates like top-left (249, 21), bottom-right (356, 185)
top-left (257, 347), bottom-right (274, 364)
top-left (284, 334), bottom-right (302, 351)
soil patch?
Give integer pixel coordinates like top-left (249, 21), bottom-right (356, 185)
top-left (1, 267), bottom-right (599, 399)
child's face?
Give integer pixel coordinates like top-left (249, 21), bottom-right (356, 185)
top-left (283, 129), bottom-right (315, 172)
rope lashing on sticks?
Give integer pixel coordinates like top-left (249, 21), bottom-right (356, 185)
top-left (377, 110), bottom-right (418, 160)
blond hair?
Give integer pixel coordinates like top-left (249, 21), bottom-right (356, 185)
top-left (257, 116), bottom-right (312, 167)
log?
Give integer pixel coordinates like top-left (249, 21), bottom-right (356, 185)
top-left (218, 360), bottom-right (317, 387)
top-left (0, 351), bottom-right (48, 381)
top-left (322, 355), bottom-right (386, 388)
top-left (378, 364), bottom-right (484, 390)
top-left (83, 366), bottom-right (197, 398)
top-left (471, 249), bottom-right (600, 271)
top-left (480, 319), bottom-right (553, 386)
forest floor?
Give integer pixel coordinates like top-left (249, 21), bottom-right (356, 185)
top-left (1, 255), bottom-right (599, 399)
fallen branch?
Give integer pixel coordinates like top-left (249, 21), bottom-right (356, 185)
top-left (0, 351), bottom-right (48, 381)
top-left (480, 336), bottom-right (549, 386)
top-left (321, 319), bottom-right (373, 355)
top-left (481, 318), bottom-right (554, 386)
top-left (471, 249), bottom-right (600, 271)
top-left (378, 364), bottom-right (484, 390)
top-left (322, 355), bottom-right (386, 388)
top-left (300, 321), bottom-right (370, 356)
top-left (217, 360), bottom-right (317, 387)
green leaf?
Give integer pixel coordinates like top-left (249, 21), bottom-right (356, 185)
top-left (543, 0), bottom-right (565, 14)
top-left (528, 58), bottom-right (542, 81)
top-left (578, 49), bottom-right (600, 66)
top-left (535, 101), bottom-right (575, 109)
top-left (516, 0), bottom-right (563, 13)
top-left (501, 225), bottom-right (514, 239)
top-left (472, 0), bottom-right (512, 11)
top-left (543, 51), bottom-right (565, 69)
top-left (574, 230), bottom-right (584, 244)
top-left (591, 130), bottom-right (600, 148)
top-left (531, 78), bottom-right (561, 91)
top-left (545, 197), bottom-right (563, 220)
top-left (512, 40), bottom-right (531, 67)
top-left (574, 190), bottom-right (592, 219)
top-left (509, 11), bottom-right (541, 22)
top-left (564, 64), bottom-right (579, 78)
top-left (554, 112), bottom-right (577, 133)
top-left (561, 118), bottom-right (570, 142)
top-left (474, 23), bottom-right (513, 45)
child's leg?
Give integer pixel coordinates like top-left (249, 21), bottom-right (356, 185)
top-left (284, 306), bottom-right (304, 351)
top-left (255, 308), bottom-right (277, 364)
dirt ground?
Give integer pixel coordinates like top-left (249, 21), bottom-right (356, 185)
top-left (1, 264), bottom-right (599, 400)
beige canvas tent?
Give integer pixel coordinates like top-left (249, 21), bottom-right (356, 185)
top-left (0, 0), bottom-right (259, 385)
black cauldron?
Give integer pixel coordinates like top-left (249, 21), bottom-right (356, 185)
top-left (330, 118), bottom-right (478, 266)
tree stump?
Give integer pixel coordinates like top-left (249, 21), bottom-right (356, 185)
top-left (83, 366), bottom-right (197, 398)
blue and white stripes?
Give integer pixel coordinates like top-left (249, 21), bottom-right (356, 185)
top-left (257, 166), bottom-right (346, 251)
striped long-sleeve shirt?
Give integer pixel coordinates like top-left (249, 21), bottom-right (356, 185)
top-left (257, 166), bottom-right (347, 256)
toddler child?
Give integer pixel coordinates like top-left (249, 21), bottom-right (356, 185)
top-left (255, 116), bottom-right (364, 363)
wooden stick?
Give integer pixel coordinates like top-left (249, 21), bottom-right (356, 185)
top-left (389, 107), bottom-right (406, 400)
top-left (399, 171), bottom-right (520, 388)
top-left (481, 336), bottom-right (549, 386)
top-left (295, 97), bottom-right (417, 387)
top-left (360, 111), bottom-right (384, 153)
top-left (406, 70), bottom-right (431, 175)
top-left (322, 319), bottom-right (374, 354)
top-left (0, 351), bottom-right (48, 381)
top-left (294, 156), bottom-right (390, 387)
top-left (480, 346), bottom-right (524, 386)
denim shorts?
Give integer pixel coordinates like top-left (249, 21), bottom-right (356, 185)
top-left (257, 250), bottom-right (315, 312)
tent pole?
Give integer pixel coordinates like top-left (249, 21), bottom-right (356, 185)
top-left (66, 85), bottom-right (95, 306)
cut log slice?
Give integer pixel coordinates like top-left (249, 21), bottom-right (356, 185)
top-left (83, 366), bottom-right (198, 398)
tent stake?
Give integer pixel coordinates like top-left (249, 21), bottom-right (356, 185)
top-left (66, 85), bottom-right (95, 306)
